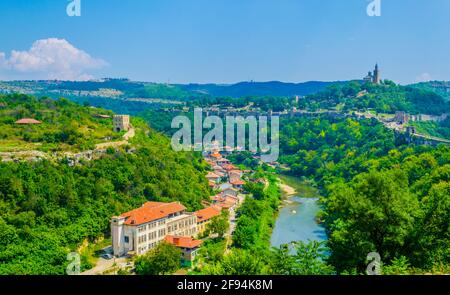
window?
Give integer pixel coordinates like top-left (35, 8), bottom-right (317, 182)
top-left (124, 236), bottom-right (129, 243)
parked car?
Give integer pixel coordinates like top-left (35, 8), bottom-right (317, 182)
top-left (101, 253), bottom-right (113, 260)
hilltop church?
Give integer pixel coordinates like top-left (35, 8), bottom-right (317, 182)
top-left (363, 64), bottom-right (381, 84)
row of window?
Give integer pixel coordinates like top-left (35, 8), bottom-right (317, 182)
top-left (138, 229), bottom-right (167, 245)
top-left (137, 220), bottom-right (166, 233)
top-left (167, 217), bottom-right (196, 233)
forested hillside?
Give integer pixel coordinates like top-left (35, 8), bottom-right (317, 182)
top-left (279, 116), bottom-right (450, 274)
top-left (0, 94), bottom-right (211, 274)
top-left (302, 80), bottom-right (450, 115)
top-left (0, 94), bottom-right (121, 152)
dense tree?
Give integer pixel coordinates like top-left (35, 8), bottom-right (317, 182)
top-left (134, 242), bottom-right (181, 275)
top-left (324, 169), bottom-right (419, 272)
top-left (206, 211), bottom-right (229, 238)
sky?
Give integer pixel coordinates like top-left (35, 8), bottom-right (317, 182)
top-left (0, 0), bottom-right (449, 84)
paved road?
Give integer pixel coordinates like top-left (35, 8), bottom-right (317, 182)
top-left (81, 257), bottom-right (131, 275)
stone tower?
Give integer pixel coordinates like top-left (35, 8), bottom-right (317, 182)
top-left (113, 115), bottom-right (130, 132)
top-left (373, 63), bottom-right (380, 84)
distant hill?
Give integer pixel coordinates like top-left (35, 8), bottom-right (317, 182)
top-left (0, 79), bottom-right (343, 101)
top-left (409, 81), bottom-right (450, 101)
top-left (302, 80), bottom-right (450, 115)
top-left (176, 81), bottom-right (345, 97)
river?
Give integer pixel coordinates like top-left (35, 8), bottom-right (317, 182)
top-left (270, 194), bottom-right (327, 247)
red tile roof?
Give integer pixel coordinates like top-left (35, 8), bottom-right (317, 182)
top-left (223, 164), bottom-right (237, 171)
top-left (165, 235), bottom-right (202, 249)
top-left (217, 202), bottom-right (234, 209)
top-left (194, 206), bottom-right (221, 223)
top-left (206, 172), bottom-right (220, 179)
top-left (15, 118), bottom-right (42, 124)
top-left (210, 152), bottom-right (222, 159)
top-left (230, 179), bottom-right (245, 185)
top-left (120, 202), bottom-right (186, 225)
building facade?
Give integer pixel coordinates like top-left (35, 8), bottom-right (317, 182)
top-left (111, 202), bottom-right (197, 256)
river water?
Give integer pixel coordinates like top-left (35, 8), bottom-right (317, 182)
top-left (270, 196), bottom-right (327, 247)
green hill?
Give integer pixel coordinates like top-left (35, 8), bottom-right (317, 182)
top-left (302, 80), bottom-right (450, 115)
top-left (409, 81), bottom-right (450, 101)
top-left (0, 94), bottom-right (211, 274)
top-left (0, 94), bottom-right (122, 153)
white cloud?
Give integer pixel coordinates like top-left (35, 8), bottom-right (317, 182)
top-left (0, 38), bottom-right (107, 80)
top-left (415, 73), bottom-right (432, 83)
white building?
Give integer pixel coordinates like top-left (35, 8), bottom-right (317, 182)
top-left (111, 201), bottom-right (197, 257)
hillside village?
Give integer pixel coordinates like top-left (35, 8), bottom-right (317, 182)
top-left (99, 143), bottom-right (251, 274)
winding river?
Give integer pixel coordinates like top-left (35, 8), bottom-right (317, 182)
top-left (270, 195), bottom-right (327, 247)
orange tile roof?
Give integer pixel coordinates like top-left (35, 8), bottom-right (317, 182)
top-left (223, 164), bottom-right (237, 171)
top-left (120, 202), bottom-right (186, 225)
top-left (165, 235), bottom-right (202, 249)
top-left (206, 172), bottom-right (220, 178)
top-left (194, 206), bottom-right (222, 223)
top-left (210, 152), bottom-right (222, 159)
top-left (217, 202), bottom-right (234, 209)
top-left (15, 118), bottom-right (42, 124)
top-left (230, 179), bottom-right (245, 185)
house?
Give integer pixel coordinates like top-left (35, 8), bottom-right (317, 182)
top-left (209, 152), bottom-right (222, 161)
top-left (15, 118), bottom-right (42, 125)
top-left (206, 171), bottom-right (221, 183)
top-left (194, 206), bottom-right (222, 235)
top-left (217, 158), bottom-right (231, 166)
top-left (208, 180), bottom-right (216, 189)
top-left (164, 235), bottom-right (202, 267)
top-left (219, 182), bottom-right (233, 191)
top-left (213, 165), bottom-right (225, 173)
top-left (221, 187), bottom-right (238, 197)
top-left (223, 164), bottom-right (237, 171)
top-left (230, 179), bottom-right (245, 189)
top-left (111, 201), bottom-right (197, 257)
top-left (228, 169), bottom-right (243, 179)
top-left (210, 194), bottom-right (238, 211)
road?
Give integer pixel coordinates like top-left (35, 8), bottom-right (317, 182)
top-left (81, 257), bottom-right (131, 275)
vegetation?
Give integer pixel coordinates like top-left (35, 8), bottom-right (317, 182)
top-left (0, 94), bottom-right (211, 274)
top-left (278, 115), bottom-right (450, 274)
top-left (205, 211), bottom-right (229, 238)
top-left (232, 174), bottom-right (280, 251)
top-left (134, 242), bottom-right (181, 275)
top-left (0, 94), bottom-right (122, 152)
top-left (301, 80), bottom-right (450, 115)
top-left (202, 241), bottom-right (333, 275)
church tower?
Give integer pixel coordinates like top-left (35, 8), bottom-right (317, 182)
top-left (373, 63), bottom-right (380, 84)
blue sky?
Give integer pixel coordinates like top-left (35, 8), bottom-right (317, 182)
top-left (0, 0), bottom-right (449, 84)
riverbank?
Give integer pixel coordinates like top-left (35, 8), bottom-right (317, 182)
top-left (277, 174), bottom-right (320, 199)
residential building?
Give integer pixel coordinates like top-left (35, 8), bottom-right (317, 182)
top-left (206, 171), bottom-right (221, 183)
top-left (221, 187), bottom-right (238, 197)
top-left (111, 201), bottom-right (197, 257)
top-left (230, 179), bottom-right (245, 189)
top-left (165, 235), bottom-right (202, 267)
top-left (194, 206), bottom-right (222, 235)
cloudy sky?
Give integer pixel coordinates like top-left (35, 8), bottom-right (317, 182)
top-left (0, 0), bottom-right (449, 84)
